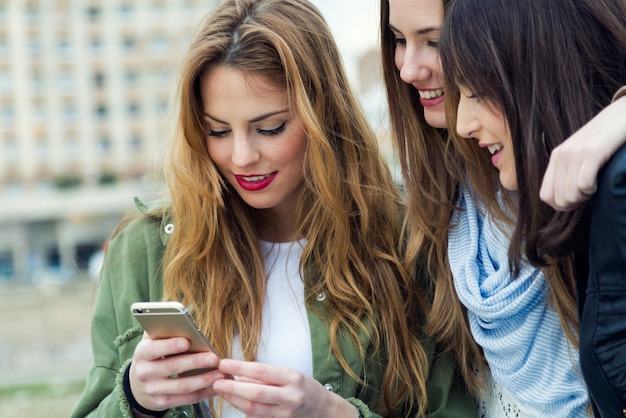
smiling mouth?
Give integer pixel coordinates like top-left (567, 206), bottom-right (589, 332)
top-left (487, 144), bottom-right (503, 155)
top-left (240, 174), bottom-right (271, 182)
top-left (234, 172), bottom-right (278, 191)
top-left (418, 88), bottom-right (444, 99)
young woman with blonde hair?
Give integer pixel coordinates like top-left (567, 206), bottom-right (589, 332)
top-left (71, 0), bottom-right (475, 417)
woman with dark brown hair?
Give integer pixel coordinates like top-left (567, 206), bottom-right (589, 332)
top-left (440, 0), bottom-right (626, 415)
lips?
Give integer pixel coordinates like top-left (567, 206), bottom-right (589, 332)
top-left (417, 88), bottom-right (445, 107)
top-left (234, 172), bottom-right (278, 191)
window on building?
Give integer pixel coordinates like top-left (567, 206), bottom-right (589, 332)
top-left (4, 135), bottom-right (18, 161)
top-left (65, 136), bottom-right (80, 161)
top-left (0, 68), bottom-right (10, 92)
top-left (63, 102), bottom-right (77, 123)
top-left (1, 102), bottom-right (14, 124)
top-left (119, 3), bottom-right (133, 18)
top-left (58, 70), bottom-right (75, 91)
top-left (28, 39), bottom-right (41, 57)
top-left (129, 135), bottom-right (142, 153)
top-left (26, 1), bottom-right (40, 22)
top-left (0, 33), bottom-right (8, 57)
top-left (150, 34), bottom-right (168, 56)
top-left (86, 5), bottom-right (101, 22)
top-left (35, 138), bottom-right (49, 161)
top-left (122, 36), bottom-right (137, 52)
top-left (0, 3), bottom-right (7, 22)
top-left (89, 37), bottom-right (103, 54)
top-left (0, 252), bottom-right (14, 279)
top-left (31, 69), bottom-right (44, 92)
top-left (32, 100), bottom-right (46, 123)
top-left (93, 72), bottom-right (105, 88)
top-left (95, 103), bottom-right (108, 119)
top-left (97, 134), bottom-right (111, 155)
top-left (127, 102), bottom-right (140, 116)
top-left (57, 38), bottom-right (72, 58)
top-left (124, 69), bottom-right (139, 86)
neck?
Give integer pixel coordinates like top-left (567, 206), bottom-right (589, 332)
top-left (258, 207), bottom-right (300, 243)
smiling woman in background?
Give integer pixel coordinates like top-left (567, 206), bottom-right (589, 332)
top-left (379, 0), bottom-right (593, 416)
top-left (440, 0), bottom-right (626, 415)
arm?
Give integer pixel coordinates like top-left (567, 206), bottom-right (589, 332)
top-left (540, 88), bottom-right (626, 211)
top-left (70, 215), bottom-right (221, 417)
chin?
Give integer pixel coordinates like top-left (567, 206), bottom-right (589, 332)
top-left (424, 109), bottom-right (447, 130)
top-left (500, 175), bottom-right (518, 191)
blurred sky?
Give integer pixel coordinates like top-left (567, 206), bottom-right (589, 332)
top-left (309, 0), bottom-right (381, 83)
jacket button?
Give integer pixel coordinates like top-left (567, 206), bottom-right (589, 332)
top-left (164, 223), bottom-right (175, 234)
top-left (315, 291), bottom-right (326, 302)
top-left (323, 383), bottom-right (334, 391)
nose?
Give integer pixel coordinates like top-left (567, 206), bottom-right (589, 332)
top-left (456, 94), bottom-right (480, 139)
top-left (397, 45), bottom-right (431, 85)
top-left (231, 133), bottom-right (260, 167)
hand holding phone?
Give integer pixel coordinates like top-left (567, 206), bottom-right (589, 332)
top-left (131, 301), bottom-right (219, 376)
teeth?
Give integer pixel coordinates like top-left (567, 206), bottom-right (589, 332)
top-left (242, 174), bottom-right (270, 182)
top-left (418, 88), bottom-right (444, 99)
top-left (487, 144), bottom-right (503, 155)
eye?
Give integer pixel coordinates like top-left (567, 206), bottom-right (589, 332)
top-left (426, 39), bottom-right (439, 48)
top-left (207, 129), bottom-right (229, 138)
top-left (393, 36), bottom-right (406, 46)
top-left (462, 88), bottom-right (484, 101)
top-left (257, 121), bottom-right (286, 136)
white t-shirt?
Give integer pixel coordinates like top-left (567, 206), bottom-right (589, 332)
top-left (217, 239), bottom-right (312, 418)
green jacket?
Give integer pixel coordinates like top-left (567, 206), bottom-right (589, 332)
top-left (71, 200), bottom-right (475, 418)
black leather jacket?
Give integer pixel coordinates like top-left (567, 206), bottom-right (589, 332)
top-left (579, 143), bottom-right (626, 418)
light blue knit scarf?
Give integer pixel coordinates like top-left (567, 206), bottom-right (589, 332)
top-left (448, 186), bottom-right (589, 417)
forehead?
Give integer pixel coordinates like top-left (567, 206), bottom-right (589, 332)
top-left (388, 0), bottom-right (443, 34)
top-left (200, 66), bottom-right (291, 122)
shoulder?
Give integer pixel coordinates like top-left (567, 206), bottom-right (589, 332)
top-left (101, 198), bottom-right (172, 296)
top-left (107, 197), bottom-right (173, 255)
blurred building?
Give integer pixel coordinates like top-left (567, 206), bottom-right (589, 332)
top-left (0, 0), bottom-right (218, 284)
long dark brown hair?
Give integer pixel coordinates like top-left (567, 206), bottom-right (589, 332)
top-left (440, 0), bottom-right (626, 345)
top-left (380, 0), bottom-right (485, 392)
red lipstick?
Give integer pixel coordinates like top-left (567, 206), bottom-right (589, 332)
top-left (234, 172), bottom-right (278, 191)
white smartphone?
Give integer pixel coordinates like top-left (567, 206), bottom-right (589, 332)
top-left (130, 301), bottom-right (219, 376)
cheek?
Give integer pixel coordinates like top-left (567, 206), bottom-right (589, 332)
top-left (283, 135), bottom-right (307, 172)
top-left (432, 55), bottom-right (444, 80)
top-left (206, 139), bottom-right (229, 167)
top-left (503, 149), bottom-right (519, 190)
top-left (393, 48), bottom-right (404, 72)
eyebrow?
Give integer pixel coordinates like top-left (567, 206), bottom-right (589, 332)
top-left (204, 109), bottom-right (289, 124)
top-left (388, 23), bottom-right (440, 36)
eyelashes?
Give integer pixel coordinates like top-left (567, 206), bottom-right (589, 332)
top-left (258, 121), bottom-right (286, 136)
top-left (206, 121), bottom-right (287, 138)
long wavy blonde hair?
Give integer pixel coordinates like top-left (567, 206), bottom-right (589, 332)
top-left (161, 0), bottom-right (430, 415)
